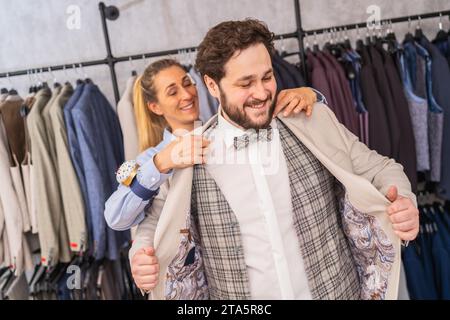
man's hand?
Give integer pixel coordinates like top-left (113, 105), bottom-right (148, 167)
top-left (385, 186), bottom-right (419, 241)
top-left (273, 87), bottom-right (317, 118)
top-left (131, 247), bottom-right (160, 292)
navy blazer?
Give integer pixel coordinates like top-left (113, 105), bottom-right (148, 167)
top-left (419, 36), bottom-right (450, 201)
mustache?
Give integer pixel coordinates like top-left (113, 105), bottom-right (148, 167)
top-left (244, 95), bottom-right (272, 106)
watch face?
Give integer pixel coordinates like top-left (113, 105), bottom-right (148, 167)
top-left (116, 160), bottom-right (137, 184)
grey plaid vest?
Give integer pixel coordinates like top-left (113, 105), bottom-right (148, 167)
top-left (190, 119), bottom-right (361, 299)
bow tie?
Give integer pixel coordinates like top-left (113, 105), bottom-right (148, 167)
top-left (233, 126), bottom-right (273, 150)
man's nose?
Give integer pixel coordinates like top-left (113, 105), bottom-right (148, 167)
top-left (251, 81), bottom-right (269, 101)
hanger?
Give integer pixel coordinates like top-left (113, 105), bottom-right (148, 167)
top-left (36, 68), bottom-right (49, 91)
top-left (434, 13), bottom-right (449, 42)
top-left (72, 64), bottom-right (84, 85)
top-left (343, 27), bottom-right (352, 50)
top-left (365, 24), bottom-right (373, 45)
top-left (356, 25), bottom-right (366, 52)
top-left (404, 17), bottom-right (415, 43)
top-left (47, 67), bottom-right (61, 89)
top-left (313, 31), bottom-right (320, 53)
top-left (414, 16), bottom-right (424, 40)
top-left (279, 36), bottom-right (288, 58)
top-left (78, 63), bottom-right (93, 84)
top-left (26, 70), bottom-right (34, 94)
top-left (326, 28), bottom-right (345, 59)
top-left (129, 56), bottom-right (137, 77)
top-left (304, 32), bottom-right (311, 52)
top-left (5, 73), bottom-right (18, 95)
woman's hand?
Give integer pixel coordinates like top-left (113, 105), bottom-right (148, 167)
top-left (154, 135), bottom-right (210, 173)
top-left (131, 247), bottom-right (160, 293)
top-left (273, 87), bottom-right (317, 118)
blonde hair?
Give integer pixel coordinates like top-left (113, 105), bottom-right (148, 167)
top-left (133, 59), bottom-right (184, 151)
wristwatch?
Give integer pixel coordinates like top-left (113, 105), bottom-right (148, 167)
top-left (116, 160), bottom-right (140, 186)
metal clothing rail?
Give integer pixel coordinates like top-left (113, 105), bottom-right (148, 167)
top-left (0, 2), bottom-right (302, 103)
top-left (1, 1), bottom-right (449, 101)
top-left (298, 10), bottom-right (450, 82)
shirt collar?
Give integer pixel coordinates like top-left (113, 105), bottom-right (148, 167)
top-left (217, 107), bottom-right (247, 149)
top-left (216, 106), bottom-right (277, 149)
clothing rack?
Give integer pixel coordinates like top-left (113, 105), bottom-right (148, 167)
top-left (0, 1), bottom-right (301, 103)
top-left (1, 1), bottom-right (449, 102)
top-left (299, 10), bottom-right (450, 81)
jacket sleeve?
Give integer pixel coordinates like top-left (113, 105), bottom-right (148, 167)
top-left (321, 104), bottom-right (417, 208)
top-left (128, 180), bottom-right (169, 262)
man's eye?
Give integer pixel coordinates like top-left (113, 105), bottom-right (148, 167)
top-left (263, 76), bottom-right (272, 81)
top-left (168, 90), bottom-right (177, 96)
top-left (183, 81), bottom-right (193, 87)
top-left (240, 83), bottom-right (251, 88)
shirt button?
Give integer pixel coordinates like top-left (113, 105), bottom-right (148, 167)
top-left (151, 177), bottom-right (156, 182)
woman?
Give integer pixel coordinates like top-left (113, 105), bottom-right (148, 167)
top-left (105, 59), bottom-right (324, 231)
top-left (104, 59), bottom-right (326, 293)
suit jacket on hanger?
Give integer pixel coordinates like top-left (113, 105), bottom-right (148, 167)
top-left (306, 50), bottom-right (333, 111)
top-left (69, 83), bottom-right (130, 261)
top-left (383, 50), bottom-right (417, 192)
top-left (358, 45), bottom-right (392, 158)
top-left (117, 75), bottom-right (139, 161)
top-left (369, 45), bottom-right (402, 160)
top-left (27, 88), bottom-right (72, 266)
top-left (0, 115), bottom-right (24, 275)
top-left (0, 95), bottom-right (31, 233)
top-left (322, 50), bottom-right (360, 137)
top-left (418, 36), bottom-right (450, 200)
top-left (48, 83), bottom-right (88, 254)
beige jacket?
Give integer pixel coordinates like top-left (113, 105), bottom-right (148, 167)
top-left (130, 103), bottom-right (416, 300)
top-left (27, 88), bottom-right (71, 265)
top-left (118, 75), bottom-right (139, 161)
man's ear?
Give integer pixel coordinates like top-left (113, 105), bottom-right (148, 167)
top-left (203, 74), bottom-right (220, 99)
top-left (147, 102), bottom-right (164, 116)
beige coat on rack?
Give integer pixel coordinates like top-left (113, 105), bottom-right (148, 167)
top-left (27, 88), bottom-right (72, 266)
top-left (0, 114), bottom-right (24, 274)
top-left (118, 75), bottom-right (139, 161)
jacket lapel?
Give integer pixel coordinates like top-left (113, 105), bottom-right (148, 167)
top-left (278, 114), bottom-right (401, 300)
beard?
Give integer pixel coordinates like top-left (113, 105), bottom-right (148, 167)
top-left (219, 87), bottom-right (275, 130)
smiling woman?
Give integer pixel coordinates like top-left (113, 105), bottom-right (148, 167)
top-left (104, 53), bottom-right (324, 295)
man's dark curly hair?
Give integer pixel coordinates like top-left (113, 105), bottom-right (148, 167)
top-left (195, 19), bottom-right (275, 83)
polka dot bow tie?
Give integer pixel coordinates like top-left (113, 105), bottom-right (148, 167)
top-left (233, 126), bottom-right (273, 150)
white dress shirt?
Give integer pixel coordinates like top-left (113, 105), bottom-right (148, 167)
top-left (205, 109), bottom-right (312, 300)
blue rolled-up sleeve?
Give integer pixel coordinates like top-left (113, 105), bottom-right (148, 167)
top-left (135, 153), bottom-right (173, 191)
top-left (104, 137), bottom-right (174, 231)
top-left (310, 87), bottom-right (328, 105)
top-left (104, 184), bottom-right (150, 231)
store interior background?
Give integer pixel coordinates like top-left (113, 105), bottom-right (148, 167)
top-left (1, 0), bottom-right (449, 106)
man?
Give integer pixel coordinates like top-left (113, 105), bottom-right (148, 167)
top-left (129, 19), bottom-right (419, 300)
